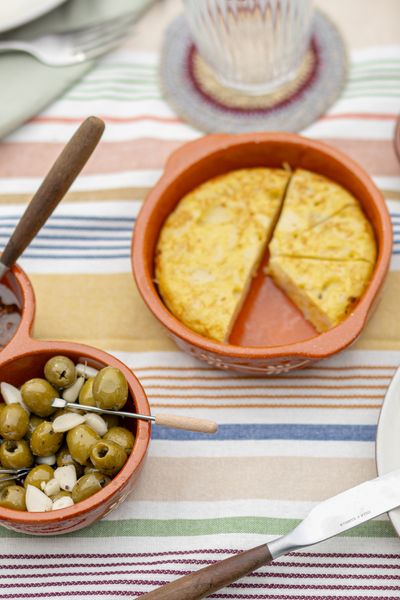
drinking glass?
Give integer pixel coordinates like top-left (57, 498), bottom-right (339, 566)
top-left (183, 0), bottom-right (314, 95)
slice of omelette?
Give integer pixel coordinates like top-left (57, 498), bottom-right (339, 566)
top-left (155, 168), bottom-right (290, 342)
top-left (271, 168), bottom-right (358, 240)
top-left (270, 204), bottom-right (377, 263)
top-left (268, 256), bottom-right (374, 333)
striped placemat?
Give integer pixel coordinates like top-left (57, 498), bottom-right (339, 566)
top-left (0, 2), bottom-right (399, 598)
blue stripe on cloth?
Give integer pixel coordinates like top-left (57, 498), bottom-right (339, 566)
top-left (24, 244), bottom-right (130, 250)
top-left (0, 215), bottom-right (135, 223)
top-left (150, 423), bottom-right (377, 441)
top-left (0, 224), bottom-right (133, 232)
top-left (8, 235), bottom-right (132, 241)
top-left (22, 253), bottom-right (131, 259)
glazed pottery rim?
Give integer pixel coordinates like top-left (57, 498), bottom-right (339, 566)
top-left (0, 266), bottom-right (151, 526)
top-left (132, 132), bottom-right (392, 361)
top-left (0, 264), bottom-right (36, 353)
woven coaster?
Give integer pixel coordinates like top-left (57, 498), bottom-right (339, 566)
top-left (160, 11), bottom-right (348, 133)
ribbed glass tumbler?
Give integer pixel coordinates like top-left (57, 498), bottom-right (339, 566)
top-left (183, 0), bottom-right (314, 95)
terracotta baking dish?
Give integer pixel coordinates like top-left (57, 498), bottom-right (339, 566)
top-left (132, 132), bottom-right (392, 375)
top-left (0, 265), bottom-right (150, 535)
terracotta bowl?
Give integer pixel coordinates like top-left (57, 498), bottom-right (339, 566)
top-left (0, 265), bottom-right (151, 535)
top-left (132, 132), bottom-right (392, 375)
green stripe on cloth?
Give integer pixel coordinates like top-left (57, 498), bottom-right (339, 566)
top-left (0, 517), bottom-right (395, 538)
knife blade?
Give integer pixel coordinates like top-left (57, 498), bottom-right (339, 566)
top-left (139, 468), bottom-right (400, 599)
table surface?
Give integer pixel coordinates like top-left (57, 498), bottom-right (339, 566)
top-left (0, 1), bottom-right (400, 598)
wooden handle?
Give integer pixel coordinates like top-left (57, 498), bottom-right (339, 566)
top-left (1, 116), bottom-right (105, 269)
top-left (154, 413), bottom-right (218, 434)
top-left (138, 544), bottom-right (272, 599)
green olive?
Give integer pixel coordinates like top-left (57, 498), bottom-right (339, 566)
top-left (0, 485), bottom-right (26, 511)
top-left (90, 440), bottom-right (127, 476)
top-left (0, 404), bottom-right (29, 440)
top-left (66, 424), bottom-right (100, 466)
top-left (79, 377), bottom-right (95, 407)
top-left (92, 367), bottom-right (128, 411)
top-left (44, 355), bottom-right (76, 389)
top-left (21, 379), bottom-right (58, 417)
top-left (23, 465), bottom-right (54, 490)
top-left (71, 472), bottom-right (110, 503)
top-left (30, 421), bottom-right (64, 457)
top-left (26, 415), bottom-right (45, 441)
top-left (56, 447), bottom-right (84, 477)
top-left (104, 426), bottom-right (135, 455)
top-left (0, 440), bottom-right (34, 469)
top-left (51, 490), bottom-right (72, 501)
top-left (102, 414), bottom-right (120, 429)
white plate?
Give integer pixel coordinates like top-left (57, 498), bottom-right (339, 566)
top-left (0, 0), bottom-right (67, 34)
top-left (376, 366), bottom-right (400, 535)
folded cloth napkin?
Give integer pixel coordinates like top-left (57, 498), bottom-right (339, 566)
top-left (0, 0), bottom-right (155, 138)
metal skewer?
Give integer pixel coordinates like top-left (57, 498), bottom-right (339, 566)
top-left (0, 467), bottom-right (31, 482)
top-left (52, 398), bottom-right (218, 434)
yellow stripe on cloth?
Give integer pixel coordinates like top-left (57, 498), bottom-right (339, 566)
top-left (29, 272), bottom-right (400, 352)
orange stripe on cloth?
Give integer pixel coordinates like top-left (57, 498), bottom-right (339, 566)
top-left (30, 115), bottom-right (183, 124)
top-left (148, 393), bottom-right (383, 399)
top-left (144, 384), bottom-right (387, 390)
top-left (132, 365), bottom-right (395, 372)
top-left (0, 139), bottom-right (183, 176)
top-left (0, 139), bottom-right (397, 177)
top-left (137, 374), bottom-right (392, 381)
top-left (150, 402), bottom-right (382, 410)
top-left (29, 112), bottom-right (398, 124)
top-left (322, 113), bottom-right (399, 121)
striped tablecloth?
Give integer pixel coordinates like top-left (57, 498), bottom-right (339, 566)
top-left (0, 0), bottom-right (400, 598)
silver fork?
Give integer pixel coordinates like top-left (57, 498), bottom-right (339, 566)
top-left (0, 15), bottom-right (135, 66)
top-left (0, 468), bottom-right (31, 483)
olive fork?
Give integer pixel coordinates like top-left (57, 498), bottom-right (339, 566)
top-left (0, 468), bottom-right (31, 483)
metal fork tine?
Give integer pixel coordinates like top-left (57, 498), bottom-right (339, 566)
top-left (83, 35), bottom-right (131, 62)
top-left (72, 14), bottom-right (136, 47)
top-left (76, 20), bottom-right (133, 53)
top-left (66, 14), bottom-right (132, 37)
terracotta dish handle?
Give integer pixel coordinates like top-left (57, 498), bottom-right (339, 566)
top-left (394, 114), bottom-right (400, 165)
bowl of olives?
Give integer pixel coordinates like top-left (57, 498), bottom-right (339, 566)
top-left (0, 346), bottom-right (150, 535)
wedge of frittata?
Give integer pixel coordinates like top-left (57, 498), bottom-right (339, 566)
top-left (270, 204), bottom-right (376, 263)
top-left (268, 256), bottom-right (374, 333)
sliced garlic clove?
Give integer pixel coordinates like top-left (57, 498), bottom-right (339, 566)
top-left (52, 412), bottom-right (86, 433)
top-left (84, 413), bottom-right (108, 436)
top-left (62, 376), bottom-right (85, 403)
top-left (54, 465), bottom-right (77, 492)
top-left (52, 496), bottom-right (74, 510)
top-left (26, 484), bottom-right (53, 512)
top-left (0, 382), bottom-right (30, 413)
top-left (43, 478), bottom-right (60, 497)
top-left (36, 455), bottom-right (57, 466)
top-left (76, 363), bottom-right (99, 379)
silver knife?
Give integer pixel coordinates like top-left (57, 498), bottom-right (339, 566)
top-left (139, 468), bottom-right (400, 599)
